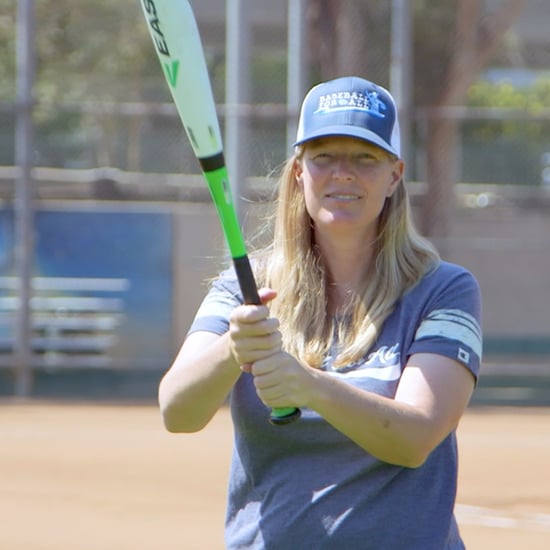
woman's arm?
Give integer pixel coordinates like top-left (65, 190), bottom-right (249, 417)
top-left (250, 350), bottom-right (475, 468)
top-left (306, 353), bottom-right (475, 467)
top-left (159, 331), bottom-right (241, 433)
top-left (158, 288), bottom-right (279, 433)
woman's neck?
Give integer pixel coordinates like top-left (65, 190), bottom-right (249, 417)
top-left (315, 233), bottom-right (377, 310)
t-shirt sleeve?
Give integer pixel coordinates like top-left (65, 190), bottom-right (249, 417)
top-left (408, 265), bottom-right (483, 380)
top-left (187, 269), bottom-right (243, 336)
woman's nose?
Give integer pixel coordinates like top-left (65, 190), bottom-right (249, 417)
top-left (332, 157), bottom-right (354, 179)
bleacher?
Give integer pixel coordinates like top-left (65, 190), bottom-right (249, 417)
top-left (0, 276), bottom-right (129, 369)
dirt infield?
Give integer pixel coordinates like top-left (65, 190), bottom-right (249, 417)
top-left (1, 402), bottom-right (549, 549)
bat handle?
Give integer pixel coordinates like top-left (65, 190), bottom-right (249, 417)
top-left (233, 255), bottom-right (262, 305)
top-left (233, 256), bottom-right (301, 425)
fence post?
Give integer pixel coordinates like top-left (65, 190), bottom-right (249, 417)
top-left (14, 0), bottom-right (35, 397)
top-left (286, 0), bottom-right (308, 152)
top-left (390, 0), bottom-right (412, 170)
top-left (225, 0), bottom-right (250, 223)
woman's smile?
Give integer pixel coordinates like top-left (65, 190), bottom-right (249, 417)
top-left (325, 192), bottom-right (362, 201)
top-left (295, 136), bottom-right (403, 237)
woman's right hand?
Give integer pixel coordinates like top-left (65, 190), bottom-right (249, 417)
top-left (228, 288), bottom-right (282, 368)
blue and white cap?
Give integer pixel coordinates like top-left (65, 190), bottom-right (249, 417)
top-left (294, 76), bottom-right (401, 157)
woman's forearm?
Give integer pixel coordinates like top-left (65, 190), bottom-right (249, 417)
top-left (159, 332), bottom-right (241, 433)
top-left (306, 370), bottom-right (440, 468)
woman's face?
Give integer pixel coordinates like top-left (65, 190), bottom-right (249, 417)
top-left (295, 136), bottom-right (404, 241)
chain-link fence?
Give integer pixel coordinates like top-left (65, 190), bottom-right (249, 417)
top-left (0, 0), bottom-right (549, 399)
top-left (3, 1), bottom-right (548, 181)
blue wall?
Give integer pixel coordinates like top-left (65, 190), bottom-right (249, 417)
top-left (0, 205), bottom-right (173, 371)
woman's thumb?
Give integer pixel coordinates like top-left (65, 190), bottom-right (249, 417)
top-left (258, 287), bottom-right (277, 305)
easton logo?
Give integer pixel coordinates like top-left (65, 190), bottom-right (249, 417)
top-left (163, 60), bottom-right (179, 88)
top-left (142, 0), bottom-right (180, 87)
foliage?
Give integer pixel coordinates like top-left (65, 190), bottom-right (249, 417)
top-left (34, 1), bottom-right (165, 103)
top-left (462, 78), bottom-right (550, 185)
top-left (466, 78), bottom-right (550, 139)
top-left (0, 3), bottom-right (15, 100)
top-left (1, 0), bottom-right (539, 175)
top-left (1, 0), bottom-right (171, 166)
top-left (468, 78), bottom-right (550, 109)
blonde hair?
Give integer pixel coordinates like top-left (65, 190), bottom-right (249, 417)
top-left (254, 147), bottom-right (439, 369)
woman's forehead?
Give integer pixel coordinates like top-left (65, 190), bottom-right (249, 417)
top-left (305, 136), bottom-right (390, 153)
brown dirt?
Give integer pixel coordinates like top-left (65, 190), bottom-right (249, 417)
top-left (1, 402), bottom-right (549, 549)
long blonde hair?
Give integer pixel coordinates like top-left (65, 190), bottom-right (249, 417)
top-left (254, 146), bottom-right (439, 369)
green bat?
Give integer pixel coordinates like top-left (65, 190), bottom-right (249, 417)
top-left (141, 0), bottom-right (301, 425)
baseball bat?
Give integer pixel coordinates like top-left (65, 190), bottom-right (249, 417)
top-left (140, 0), bottom-right (300, 425)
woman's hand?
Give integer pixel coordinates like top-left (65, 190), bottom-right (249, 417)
top-left (228, 288), bottom-right (281, 367)
top-left (229, 288), bottom-right (312, 409)
top-left (245, 350), bottom-right (313, 410)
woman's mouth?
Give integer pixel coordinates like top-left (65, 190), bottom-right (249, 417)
top-left (326, 193), bottom-right (361, 201)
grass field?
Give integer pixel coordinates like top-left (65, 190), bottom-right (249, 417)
top-left (1, 402), bottom-right (549, 549)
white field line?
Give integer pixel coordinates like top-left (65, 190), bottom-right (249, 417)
top-left (456, 504), bottom-right (550, 532)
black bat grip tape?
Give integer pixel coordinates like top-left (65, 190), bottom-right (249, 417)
top-left (233, 256), bottom-right (301, 425)
top-left (233, 255), bottom-right (261, 306)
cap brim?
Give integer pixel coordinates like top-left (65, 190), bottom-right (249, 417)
top-left (294, 125), bottom-right (399, 157)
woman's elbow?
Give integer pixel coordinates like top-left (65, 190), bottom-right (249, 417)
top-left (402, 427), bottom-right (454, 468)
top-left (160, 404), bottom-right (184, 433)
top-left (158, 382), bottom-right (205, 433)
top-left (160, 400), bottom-right (207, 433)
top-left (399, 447), bottom-right (431, 469)
top-left (380, 434), bottom-right (439, 469)
top-left (159, 399), bottom-right (185, 433)
top-left (381, 445), bottom-right (431, 469)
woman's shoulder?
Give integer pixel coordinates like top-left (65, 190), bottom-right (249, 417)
top-left (406, 260), bottom-right (481, 304)
top-left (210, 256), bottom-right (265, 302)
top-left (210, 266), bottom-right (242, 298)
top-left (424, 260), bottom-right (479, 286)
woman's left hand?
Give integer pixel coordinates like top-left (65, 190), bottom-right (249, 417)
top-left (242, 350), bottom-right (312, 410)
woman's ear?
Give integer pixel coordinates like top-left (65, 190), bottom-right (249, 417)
top-left (294, 159), bottom-right (303, 187)
top-left (387, 159), bottom-right (404, 197)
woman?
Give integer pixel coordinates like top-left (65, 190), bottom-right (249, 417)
top-left (160, 76), bottom-right (482, 549)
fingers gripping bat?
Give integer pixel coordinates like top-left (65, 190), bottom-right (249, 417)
top-left (140, 0), bottom-right (301, 425)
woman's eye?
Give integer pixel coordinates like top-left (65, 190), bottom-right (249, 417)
top-left (310, 150), bottom-right (383, 165)
top-left (355, 153), bottom-right (377, 163)
top-left (313, 152), bottom-right (333, 162)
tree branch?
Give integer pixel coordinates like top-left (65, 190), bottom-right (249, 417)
top-left (476, 0), bottom-right (529, 69)
top-left (440, 0), bottom-right (528, 106)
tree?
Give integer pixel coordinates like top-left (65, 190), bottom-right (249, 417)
top-left (307, 0), bottom-right (529, 242)
top-left (308, 0), bottom-right (390, 83)
top-left (1, 0), bottom-right (166, 168)
top-left (419, 0), bottom-right (528, 241)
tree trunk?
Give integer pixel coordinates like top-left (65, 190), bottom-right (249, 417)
top-left (421, 0), bottom-right (528, 241)
top-left (422, 115), bottom-right (460, 254)
top-left (308, 0), bottom-right (340, 78)
top-left (308, 0), bottom-right (386, 80)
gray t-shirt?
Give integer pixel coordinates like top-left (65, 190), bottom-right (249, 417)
top-left (189, 261), bottom-right (482, 549)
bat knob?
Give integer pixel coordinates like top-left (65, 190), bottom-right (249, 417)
top-left (269, 407), bottom-right (301, 426)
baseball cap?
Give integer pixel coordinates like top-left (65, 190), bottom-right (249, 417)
top-left (294, 76), bottom-right (401, 157)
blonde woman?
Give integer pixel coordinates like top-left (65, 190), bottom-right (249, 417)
top-left (160, 76), bottom-right (482, 549)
